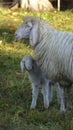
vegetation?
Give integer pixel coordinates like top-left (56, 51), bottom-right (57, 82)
top-left (0, 8), bottom-right (73, 130)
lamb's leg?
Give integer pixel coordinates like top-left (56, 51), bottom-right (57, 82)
top-left (56, 83), bottom-right (66, 112)
top-left (30, 83), bottom-right (38, 109)
top-left (42, 80), bottom-right (49, 109)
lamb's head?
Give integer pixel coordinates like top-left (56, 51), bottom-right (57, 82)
top-left (14, 16), bottom-right (40, 47)
top-left (20, 55), bottom-right (34, 72)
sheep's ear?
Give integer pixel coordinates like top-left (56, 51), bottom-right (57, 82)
top-left (27, 22), bottom-right (32, 27)
top-left (29, 23), bottom-right (39, 47)
top-left (23, 17), bottom-right (32, 27)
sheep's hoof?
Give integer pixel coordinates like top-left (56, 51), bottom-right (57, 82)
top-left (66, 106), bottom-right (72, 111)
top-left (30, 104), bottom-right (36, 109)
top-left (44, 103), bottom-right (49, 109)
top-left (60, 108), bottom-right (66, 112)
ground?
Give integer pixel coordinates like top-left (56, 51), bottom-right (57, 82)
top-left (0, 8), bottom-right (73, 130)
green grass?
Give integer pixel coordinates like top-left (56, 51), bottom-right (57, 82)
top-left (0, 8), bottom-right (73, 130)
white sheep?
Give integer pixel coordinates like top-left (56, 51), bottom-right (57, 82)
top-left (20, 55), bottom-right (65, 111)
top-left (14, 16), bottom-right (73, 111)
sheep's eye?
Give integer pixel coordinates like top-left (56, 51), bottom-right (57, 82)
top-left (25, 24), bottom-right (30, 28)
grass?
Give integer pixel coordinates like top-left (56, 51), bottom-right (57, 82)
top-left (0, 8), bottom-right (73, 130)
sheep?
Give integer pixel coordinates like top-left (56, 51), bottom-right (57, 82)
top-left (20, 54), bottom-right (66, 111)
top-left (14, 16), bottom-right (73, 111)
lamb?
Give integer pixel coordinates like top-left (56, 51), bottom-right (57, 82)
top-left (20, 54), bottom-right (65, 111)
top-left (14, 16), bottom-right (73, 111)
top-left (20, 54), bottom-right (51, 109)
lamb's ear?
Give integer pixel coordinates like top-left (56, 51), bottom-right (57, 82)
top-left (29, 23), bottom-right (39, 47)
top-left (20, 61), bottom-right (25, 73)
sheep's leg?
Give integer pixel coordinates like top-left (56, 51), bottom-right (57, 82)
top-left (30, 83), bottom-right (38, 109)
top-left (66, 87), bottom-right (71, 111)
top-left (42, 80), bottom-right (49, 109)
top-left (48, 82), bottom-right (53, 103)
top-left (56, 83), bottom-right (66, 112)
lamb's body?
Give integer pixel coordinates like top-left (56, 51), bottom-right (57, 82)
top-left (15, 16), bottom-right (73, 111)
top-left (20, 55), bottom-right (65, 111)
top-left (20, 55), bottom-right (51, 109)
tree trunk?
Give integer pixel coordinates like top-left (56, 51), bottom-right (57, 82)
top-left (20, 0), bottom-right (55, 11)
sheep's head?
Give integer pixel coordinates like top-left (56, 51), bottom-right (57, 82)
top-left (14, 22), bottom-right (32, 40)
top-left (20, 55), bottom-right (34, 72)
top-left (14, 16), bottom-right (40, 47)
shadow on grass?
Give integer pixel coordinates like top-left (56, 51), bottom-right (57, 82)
top-left (0, 27), bottom-right (15, 43)
top-left (0, 53), bottom-right (73, 130)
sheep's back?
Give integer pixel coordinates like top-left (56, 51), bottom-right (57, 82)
top-left (35, 22), bottom-right (73, 83)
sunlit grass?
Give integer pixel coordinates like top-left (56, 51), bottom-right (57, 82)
top-left (0, 7), bottom-right (73, 130)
